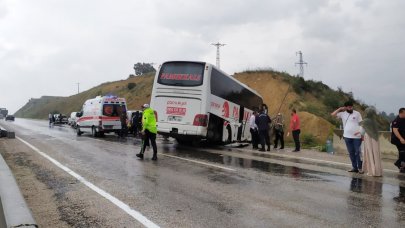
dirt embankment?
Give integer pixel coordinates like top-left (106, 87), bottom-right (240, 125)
top-left (236, 72), bottom-right (333, 143)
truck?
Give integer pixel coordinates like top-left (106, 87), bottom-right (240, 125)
top-left (76, 96), bottom-right (127, 137)
top-left (0, 108), bottom-right (8, 119)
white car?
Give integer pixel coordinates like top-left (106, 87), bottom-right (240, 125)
top-left (68, 112), bottom-right (78, 127)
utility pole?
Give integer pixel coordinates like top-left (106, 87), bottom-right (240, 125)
top-left (77, 82), bottom-right (80, 94)
top-left (295, 51), bottom-right (307, 78)
top-left (211, 42), bottom-right (226, 68)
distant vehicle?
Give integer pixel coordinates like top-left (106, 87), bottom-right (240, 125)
top-left (54, 114), bottom-right (68, 124)
top-left (76, 95), bottom-right (127, 137)
top-left (0, 108), bottom-right (8, 118)
top-left (127, 110), bottom-right (142, 135)
top-left (150, 61), bottom-right (263, 144)
top-left (68, 112), bottom-right (78, 127)
top-left (5, 115), bottom-right (15, 121)
top-left (0, 114), bottom-right (4, 119)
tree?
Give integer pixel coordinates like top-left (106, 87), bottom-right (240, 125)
top-left (133, 62), bottom-right (156, 76)
top-left (127, 82), bottom-right (136, 90)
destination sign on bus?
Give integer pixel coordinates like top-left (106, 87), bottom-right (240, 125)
top-left (160, 73), bottom-right (202, 81)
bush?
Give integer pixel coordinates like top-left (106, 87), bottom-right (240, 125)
top-left (127, 82), bottom-right (136, 90)
top-left (323, 92), bottom-right (340, 110)
top-left (301, 133), bottom-right (317, 147)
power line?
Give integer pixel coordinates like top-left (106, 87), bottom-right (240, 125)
top-left (295, 51), bottom-right (307, 78)
top-left (211, 42), bottom-right (226, 68)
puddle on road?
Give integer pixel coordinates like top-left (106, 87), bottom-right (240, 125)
top-left (162, 144), bottom-right (327, 181)
top-left (161, 143), bottom-right (405, 204)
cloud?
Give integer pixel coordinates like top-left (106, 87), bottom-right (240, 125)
top-left (0, 0), bottom-right (404, 114)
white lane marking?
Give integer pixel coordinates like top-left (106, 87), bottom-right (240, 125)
top-left (161, 153), bottom-right (236, 172)
top-left (16, 136), bottom-right (159, 228)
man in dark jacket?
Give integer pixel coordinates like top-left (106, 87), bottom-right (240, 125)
top-left (256, 108), bottom-right (271, 151)
top-left (392, 107), bottom-right (405, 172)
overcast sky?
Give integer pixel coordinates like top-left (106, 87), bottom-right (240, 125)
top-left (0, 0), bottom-right (404, 114)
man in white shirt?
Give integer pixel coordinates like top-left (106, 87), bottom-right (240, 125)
top-left (331, 101), bottom-right (363, 173)
top-left (249, 110), bottom-right (259, 149)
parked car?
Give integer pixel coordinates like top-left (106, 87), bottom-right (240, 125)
top-left (5, 115), bottom-right (15, 121)
top-left (54, 114), bottom-right (68, 124)
top-left (68, 112), bottom-right (78, 127)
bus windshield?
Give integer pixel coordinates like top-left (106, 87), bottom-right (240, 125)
top-left (103, 104), bottom-right (126, 117)
top-left (157, 62), bottom-right (204, 87)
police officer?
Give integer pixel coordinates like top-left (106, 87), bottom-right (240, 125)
top-left (392, 107), bottom-right (405, 172)
top-left (136, 104), bottom-right (158, 160)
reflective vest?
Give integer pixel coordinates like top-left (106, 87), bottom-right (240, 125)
top-left (142, 107), bottom-right (157, 134)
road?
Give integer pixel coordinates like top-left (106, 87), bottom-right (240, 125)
top-left (1, 118), bottom-right (405, 227)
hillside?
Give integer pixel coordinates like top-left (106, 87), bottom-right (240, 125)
top-left (15, 70), bottom-right (389, 145)
top-left (15, 73), bottom-right (155, 119)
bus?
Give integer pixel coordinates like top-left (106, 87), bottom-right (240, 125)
top-left (150, 61), bottom-right (263, 144)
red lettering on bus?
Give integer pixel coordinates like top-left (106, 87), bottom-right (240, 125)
top-left (222, 101), bottom-right (229, 118)
top-left (233, 106), bottom-right (239, 120)
top-left (160, 73), bottom-right (201, 81)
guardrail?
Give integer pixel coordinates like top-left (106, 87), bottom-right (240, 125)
top-left (0, 125), bottom-right (37, 227)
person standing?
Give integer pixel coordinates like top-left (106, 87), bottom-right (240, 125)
top-left (249, 110), bottom-right (259, 149)
top-left (136, 104), bottom-right (158, 160)
top-left (360, 107), bottom-right (382, 176)
top-left (120, 111), bottom-right (128, 138)
top-left (332, 101), bottom-right (363, 173)
top-left (48, 113), bottom-right (53, 127)
top-left (392, 108), bottom-right (405, 172)
top-left (261, 104), bottom-right (269, 114)
top-left (273, 113), bottom-right (285, 149)
top-left (132, 111), bottom-right (140, 137)
top-left (288, 109), bottom-right (301, 152)
top-left (255, 108), bottom-right (271, 151)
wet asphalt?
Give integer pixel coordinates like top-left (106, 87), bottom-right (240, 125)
top-left (2, 118), bottom-right (405, 227)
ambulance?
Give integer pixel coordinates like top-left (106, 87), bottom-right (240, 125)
top-left (76, 95), bottom-right (127, 137)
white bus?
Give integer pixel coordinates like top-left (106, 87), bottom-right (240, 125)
top-left (150, 61), bottom-right (263, 144)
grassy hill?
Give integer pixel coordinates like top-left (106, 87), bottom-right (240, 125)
top-left (15, 73), bottom-right (155, 119)
top-left (15, 70), bottom-right (389, 146)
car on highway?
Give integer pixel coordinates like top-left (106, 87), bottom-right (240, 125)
top-left (5, 115), bottom-right (15, 121)
top-left (68, 112), bottom-right (78, 127)
top-left (54, 114), bottom-right (68, 124)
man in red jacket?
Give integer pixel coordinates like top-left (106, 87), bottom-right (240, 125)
top-left (288, 109), bottom-right (301, 152)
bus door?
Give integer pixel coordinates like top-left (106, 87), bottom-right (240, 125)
top-left (237, 106), bottom-right (245, 141)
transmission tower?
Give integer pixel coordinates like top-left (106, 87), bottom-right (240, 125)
top-left (211, 42), bottom-right (226, 68)
top-left (295, 51), bottom-right (307, 77)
